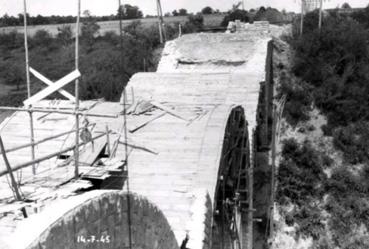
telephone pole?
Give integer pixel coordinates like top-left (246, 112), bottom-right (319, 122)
top-left (319, 0), bottom-right (323, 30)
top-left (156, 0), bottom-right (166, 44)
top-left (300, 0), bottom-right (304, 36)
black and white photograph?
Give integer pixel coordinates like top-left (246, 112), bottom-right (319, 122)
top-left (0, 1), bottom-right (368, 249)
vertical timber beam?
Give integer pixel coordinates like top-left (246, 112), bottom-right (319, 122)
top-left (23, 0), bottom-right (36, 175)
top-left (74, 0), bottom-right (81, 179)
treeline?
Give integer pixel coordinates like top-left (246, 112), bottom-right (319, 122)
top-left (0, 4), bottom-right (144, 27)
top-left (0, 5), bottom-right (295, 28)
top-left (0, 14), bottom-right (204, 106)
top-left (221, 6), bottom-right (294, 26)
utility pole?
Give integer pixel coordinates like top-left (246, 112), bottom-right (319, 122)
top-left (242, 0), bottom-right (245, 11)
top-left (300, 0), bottom-right (304, 36)
top-left (318, 0), bottom-right (323, 30)
top-left (156, 0), bottom-right (165, 44)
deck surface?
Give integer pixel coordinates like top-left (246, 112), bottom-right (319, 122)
top-left (0, 33), bottom-right (270, 247)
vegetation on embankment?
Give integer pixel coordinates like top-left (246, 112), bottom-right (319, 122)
top-left (0, 14), bottom-right (204, 107)
top-left (276, 7), bottom-right (369, 249)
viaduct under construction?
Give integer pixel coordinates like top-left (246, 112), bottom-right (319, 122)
top-left (0, 1), bottom-right (282, 249)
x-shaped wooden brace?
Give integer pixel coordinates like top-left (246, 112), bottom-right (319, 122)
top-left (24, 68), bottom-right (81, 107)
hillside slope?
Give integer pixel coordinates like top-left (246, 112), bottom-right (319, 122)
top-left (272, 9), bottom-right (369, 249)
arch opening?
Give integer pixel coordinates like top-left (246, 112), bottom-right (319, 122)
top-left (212, 106), bottom-right (250, 249)
top-left (23, 191), bottom-right (179, 249)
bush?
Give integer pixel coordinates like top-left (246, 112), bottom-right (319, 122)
top-left (182, 14), bottom-right (204, 34)
top-left (0, 19), bottom-right (165, 104)
top-left (221, 9), bottom-right (249, 27)
top-left (0, 31), bottom-right (24, 50)
top-left (57, 25), bottom-right (73, 46)
top-left (277, 139), bottom-right (327, 206)
top-left (325, 167), bottom-right (369, 247)
top-left (277, 139), bottom-right (328, 238)
top-left (279, 75), bottom-right (312, 126)
top-left (333, 122), bottom-right (369, 164)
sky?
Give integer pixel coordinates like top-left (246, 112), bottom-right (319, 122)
top-left (0, 0), bottom-right (368, 17)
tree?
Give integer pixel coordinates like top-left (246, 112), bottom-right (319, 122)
top-left (258, 6), bottom-right (266, 13)
top-left (201, 6), bottom-right (214, 15)
top-left (32, 29), bottom-right (53, 47)
top-left (118, 4), bottom-right (143, 20)
top-left (178, 9), bottom-right (188, 16)
top-left (33, 14), bottom-right (48, 25)
top-left (57, 25), bottom-right (73, 46)
top-left (17, 13), bottom-right (30, 25)
top-left (183, 14), bottom-right (204, 34)
top-left (221, 9), bottom-right (249, 27)
top-left (81, 10), bottom-right (100, 48)
top-left (342, 3), bottom-right (351, 9)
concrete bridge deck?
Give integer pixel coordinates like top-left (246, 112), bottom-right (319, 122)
top-left (0, 32), bottom-right (272, 249)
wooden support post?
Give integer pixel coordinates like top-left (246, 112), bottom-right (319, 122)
top-left (106, 125), bottom-right (111, 156)
top-left (0, 137), bottom-right (27, 218)
top-left (23, 0), bottom-right (36, 176)
top-left (74, 0), bottom-right (81, 179)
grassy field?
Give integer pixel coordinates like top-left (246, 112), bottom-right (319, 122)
top-left (0, 14), bottom-right (225, 37)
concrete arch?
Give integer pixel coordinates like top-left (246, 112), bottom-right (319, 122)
top-left (211, 106), bottom-right (250, 249)
top-left (6, 191), bottom-right (178, 249)
top-left (186, 105), bottom-right (250, 249)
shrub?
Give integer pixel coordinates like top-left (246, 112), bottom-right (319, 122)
top-left (277, 139), bottom-right (328, 239)
top-left (57, 25), bottom-right (73, 46)
top-left (279, 76), bottom-right (312, 126)
top-left (221, 9), bottom-right (249, 27)
top-left (277, 139), bottom-right (327, 206)
top-left (182, 14), bottom-right (204, 34)
top-left (325, 166), bottom-right (369, 247)
top-left (333, 122), bottom-right (369, 164)
top-left (0, 31), bottom-right (24, 50)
